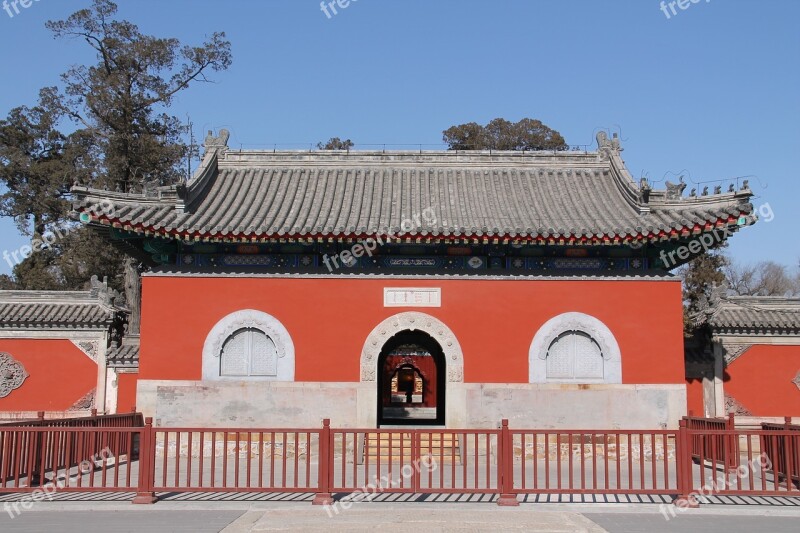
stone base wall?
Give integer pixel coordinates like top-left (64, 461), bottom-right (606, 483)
top-left (137, 380), bottom-right (686, 430)
top-left (462, 383), bottom-right (686, 430)
top-left (137, 381), bottom-right (362, 428)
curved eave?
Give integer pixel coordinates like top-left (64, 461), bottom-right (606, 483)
top-left (0, 321), bottom-right (116, 330)
top-left (79, 209), bottom-right (753, 246)
top-left (709, 326), bottom-right (800, 336)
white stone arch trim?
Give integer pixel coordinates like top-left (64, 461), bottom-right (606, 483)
top-left (361, 312), bottom-right (464, 383)
top-left (529, 312), bottom-right (622, 384)
top-left (202, 309), bottom-right (295, 381)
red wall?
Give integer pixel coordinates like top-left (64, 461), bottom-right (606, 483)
top-left (140, 276), bottom-right (685, 385)
top-left (116, 373), bottom-right (139, 413)
top-left (0, 339), bottom-right (97, 411)
top-left (725, 345), bottom-right (800, 417)
top-left (686, 378), bottom-right (705, 416)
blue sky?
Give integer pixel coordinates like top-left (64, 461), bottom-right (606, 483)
top-left (1, 0), bottom-right (798, 275)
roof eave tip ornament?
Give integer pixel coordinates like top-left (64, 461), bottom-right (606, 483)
top-left (639, 177), bottom-right (651, 204)
top-left (597, 131), bottom-right (622, 160)
top-left (710, 281), bottom-right (730, 306)
top-left (739, 179), bottom-right (751, 194)
top-left (204, 128), bottom-right (231, 156)
top-left (664, 176), bottom-right (686, 201)
top-left (90, 274), bottom-right (120, 307)
top-left (694, 281), bottom-right (730, 325)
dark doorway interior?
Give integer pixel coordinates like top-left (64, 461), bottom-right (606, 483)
top-left (377, 330), bottom-right (445, 426)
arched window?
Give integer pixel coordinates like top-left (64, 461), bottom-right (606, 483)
top-left (220, 328), bottom-right (278, 377)
top-left (529, 312), bottom-right (622, 384)
top-left (202, 309), bottom-right (295, 382)
top-left (545, 331), bottom-right (604, 382)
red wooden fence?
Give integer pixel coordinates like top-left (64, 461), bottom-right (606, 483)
top-left (1, 415), bottom-right (799, 506)
top-left (0, 409), bottom-right (143, 486)
top-left (760, 418), bottom-right (800, 489)
top-left (684, 412), bottom-right (738, 471)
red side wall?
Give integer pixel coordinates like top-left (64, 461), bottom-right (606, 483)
top-left (140, 277), bottom-right (685, 385)
top-left (0, 339), bottom-right (97, 411)
top-left (685, 378), bottom-right (705, 416)
top-left (725, 345), bottom-right (800, 417)
top-left (116, 373), bottom-right (139, 413)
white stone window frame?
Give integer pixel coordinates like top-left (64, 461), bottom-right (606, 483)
top-left (529, 312), bottom-right (622, 384)
top-left (202, 309), bottom-right (295, 382)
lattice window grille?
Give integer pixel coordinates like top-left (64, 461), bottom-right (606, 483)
top-left (220, 328), bottom-right (278, 377)
top-left (545, 331), bottom-right (604, 382)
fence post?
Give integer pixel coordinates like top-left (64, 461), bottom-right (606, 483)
top-left (784, 417), bottom-right (798, 490)
top-left (673, 419), bottom-right (699, 508)
top-left (312, 419), bottom-right (333, 506)
top-left (726, 413), bottom-right (738, 472)
top-left (497, 419), bottom-right (519, 506)
top-left (28, 412), bottom-right (45, 485)
top-left (132, 417), bottom-right (157, 504)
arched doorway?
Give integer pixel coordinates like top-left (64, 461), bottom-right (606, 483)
top-left (359, 312), bottom-right (464, 428)
top-left (377, 331), bottom-right (445, 426)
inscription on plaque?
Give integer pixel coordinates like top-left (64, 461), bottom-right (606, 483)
top-left (384, 288), bottom-right (441, 308)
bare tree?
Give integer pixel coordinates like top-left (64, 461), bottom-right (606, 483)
top-left (725, 260), bottom-right (799, 296)
top-left (795, 258), bottom-right (800, 294)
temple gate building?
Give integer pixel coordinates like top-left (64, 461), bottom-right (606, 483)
top-left (66, 130), bottom-right (756, 429)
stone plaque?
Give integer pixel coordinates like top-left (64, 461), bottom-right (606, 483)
top-left (384, 288), bottom-right (441, 308)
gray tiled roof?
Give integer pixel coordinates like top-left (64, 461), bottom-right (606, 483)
top-left (0, 279), bottom-right (120, 329)
top-left (706, 296), bottom-right (800, 333)
top-left (72, 135), bottom-right (754, 245)
top-left (107, 337), bottom-right (139, 367)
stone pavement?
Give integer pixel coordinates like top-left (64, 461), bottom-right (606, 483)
top-left (1, 500), bottom-right (800, 532)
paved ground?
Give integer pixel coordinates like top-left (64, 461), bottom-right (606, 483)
top-left (0, 510), bottom-right (243, 533)
top-left (1, 498), bottom-right (800, 532)
top-left (584, 513), bottom-right (800, 533)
